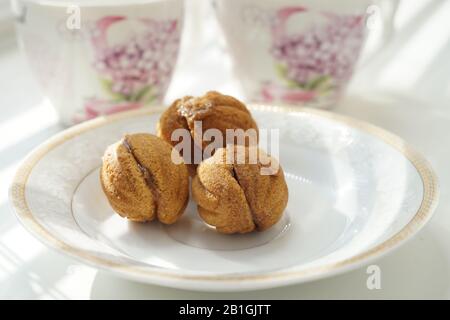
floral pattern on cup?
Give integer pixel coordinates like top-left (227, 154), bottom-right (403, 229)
top-left (75, 16), bottom-right (181, 122)
top-left (260, 7), bottom-right (365, 105)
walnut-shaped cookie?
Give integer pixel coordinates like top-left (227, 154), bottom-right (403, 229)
top-left (192, 146), bottom-right (288, 234)
top-left (100, 133), bottom-right (189, 224)
top-left (157, 91), bottom-right (259, 175)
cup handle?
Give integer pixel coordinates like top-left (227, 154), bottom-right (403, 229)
top-left (377, 0), bottom-right (401, 44)
top-left (366, 0), bottom-right (401, 42)
top-left (360, 0), bottom-right (400, 67)
top-left (10, 0), bottom-right (27, 24)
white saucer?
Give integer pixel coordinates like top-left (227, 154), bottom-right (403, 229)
top-left (9, 105), bottom-right (439, 291)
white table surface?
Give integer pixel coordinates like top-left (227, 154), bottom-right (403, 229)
top-left (1, 0), bottom-right (450, 299)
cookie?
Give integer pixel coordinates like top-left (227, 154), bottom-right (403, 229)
top-left (157, 91), bottom-right (258, 175)
top-left (100, 133), bottom-right (189, 224)
top-left (192, 146), bottom-right (288, 234)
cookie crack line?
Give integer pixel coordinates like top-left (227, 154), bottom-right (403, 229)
top-left (231, 165), bottom-right (259, 230)
top-left (122, 137), bottom-right (160, 215)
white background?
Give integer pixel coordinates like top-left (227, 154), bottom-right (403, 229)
top-left (0, 0), bottom-right (450, 299)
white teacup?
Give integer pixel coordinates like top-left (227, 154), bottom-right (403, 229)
top-left (12, 0), bottom-right (184, 125)
top-left (214, 0), bottom-right (373, 108)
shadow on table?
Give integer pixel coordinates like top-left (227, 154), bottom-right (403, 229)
top-left (0, 123), bottom-right (63, 170)
top-left (88, 229), bottom-right (449, 299)
top-left (0, 236), bottom-right (72, 299)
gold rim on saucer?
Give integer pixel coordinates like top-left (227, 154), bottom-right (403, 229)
top-left (9, 105), bottom-right (439, 284)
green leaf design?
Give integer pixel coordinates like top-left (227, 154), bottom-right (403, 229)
top-left (132, 85), bottom-right (157, 104)
top-left (99, 78), bottom-right (112, 92)
top-left (275, 63), bottom-right (288, 78)
top-left (100, 78), bottom-right (127, 102)
top-left (130, 86), bottom-right (149, 102)
top-left (275, 64), bottom-right (337, 94)
top-left (275, 63), bottom-right (307, 89)
top-left (305, 75), bottom-right (327, 90)
top-left (144, 93), bottom-right (156, 105)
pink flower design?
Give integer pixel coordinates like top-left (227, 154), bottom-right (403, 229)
top-left (261, 7), bottom-right (365, 104)
top-left (261, 83), bottom-right (316, 103)
top-left (75, 15), bottom-right (180, 123)
top-left (91, 16), bottom-right (180, 100)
